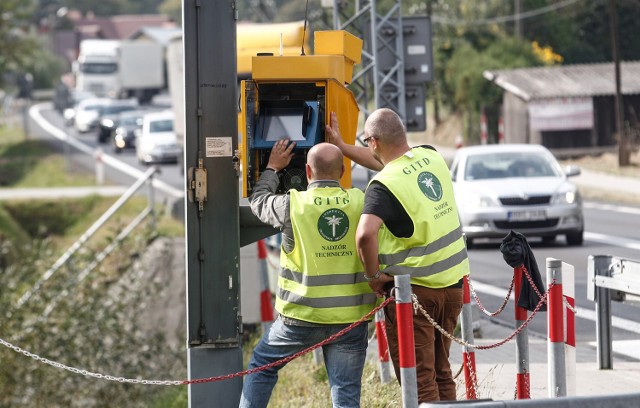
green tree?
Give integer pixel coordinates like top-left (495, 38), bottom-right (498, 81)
top-left (0, 0), bottom-right (39, 89)
top-left (445, 36), bottom-right (541, 143)
top-left (159, 0), bottom-right (181, 26)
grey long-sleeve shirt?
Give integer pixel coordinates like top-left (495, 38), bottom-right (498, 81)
top-left (248, 169), bottom-right (343, 254)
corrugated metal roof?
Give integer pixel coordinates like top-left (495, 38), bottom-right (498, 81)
top-left (484, 61), bottom-right (640, 101)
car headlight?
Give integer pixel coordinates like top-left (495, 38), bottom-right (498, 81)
top-left (552, 190), bottom-right (579, 205)
top-left (462, 192), bottom-right (497, 208)
top-left (101, 119), bottom-right (114, 128)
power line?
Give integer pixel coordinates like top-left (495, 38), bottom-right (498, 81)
top-left (432, 0), bottom-right (585, 26)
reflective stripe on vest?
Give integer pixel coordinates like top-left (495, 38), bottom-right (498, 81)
top-left (371, 147), bottom-right (469, 288)
top-left (277, 187), bottom-right (377, 324)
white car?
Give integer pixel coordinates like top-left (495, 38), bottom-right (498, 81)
top-left (136, 111), bottom-right (181, 164)
top-left (450, 144), bottom-right (584, 247)
top-left (73, 97), bottom-right (111, 132)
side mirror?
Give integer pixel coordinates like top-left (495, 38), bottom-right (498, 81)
top-left (564, 165), bottom-right (581, 178)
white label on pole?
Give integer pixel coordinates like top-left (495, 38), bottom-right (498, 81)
top-left (421, 64), bottom-right (429, 73)
top-left (407, 45), bottom-right (426, 55)
top-left (206, 137), bottom-right (232, 157)
top-left (415, 107), bottom-right (424, 116)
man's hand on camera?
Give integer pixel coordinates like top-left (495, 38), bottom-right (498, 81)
top-left (267, 138), bottom-right (296, 172)
top-left (325, 112), bottom-right (346, 149)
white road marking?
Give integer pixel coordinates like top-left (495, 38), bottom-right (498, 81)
top-left (30, 103), bottom-right (183, 199)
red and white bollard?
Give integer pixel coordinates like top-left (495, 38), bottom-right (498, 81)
top-left (547, 258), bottom-right (567, 397)
top-left (375, 309), bottom-right (392, 383)
top-left (256, 239), bottom-right (274, 332)
top-left (514, 265), bottom-right (530, 399)
top-left (394, 275), bottom-right (418, 407)
top-left (461, 275), bottom-right (477, 399)
top-left (562, 261), bottom-right (576, 396)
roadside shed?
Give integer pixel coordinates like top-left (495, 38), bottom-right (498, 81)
top-left (484, 61), bottom-right (640, 157)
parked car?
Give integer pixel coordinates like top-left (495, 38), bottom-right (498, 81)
top-left (73, 97), bottom-right (111, 132)
top-left (96, 99), bottom-right (139, 143)
top-left (112, 110), bottom-right (145, 153)
top-left (449, 144), bottom-right (584, 247)
top-left (136, 111), bottom-right (181, 164)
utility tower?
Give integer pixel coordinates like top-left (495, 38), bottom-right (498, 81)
top-left (323, 0), bottom-right (433, 134)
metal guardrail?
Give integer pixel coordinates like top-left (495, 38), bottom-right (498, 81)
top-left (14, 166), bottom-right (159, 309)
top-left (420, 392), bottom-right (640, 407)
top-left (587, 254), bottom-right (640, 369)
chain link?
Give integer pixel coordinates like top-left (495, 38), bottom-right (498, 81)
top-left (467, 275), bottom-right (514, 317)
top-left (1, 297), bottom-right (394, 386)
top-left (464, 351), bottom-right (480, 399)
top-left (411, 280), bottom-right (554, 351)
top-left (563, 297), bottom-right (577, 314)
top-left (521, 265), bottom-right (576, 315)
top-left (0, 337), bottom-right (184, 385)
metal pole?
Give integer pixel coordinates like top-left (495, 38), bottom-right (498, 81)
top-left (592, 255), bottom-right (613, 369)
top-left (547, 258), bottom-right (566, 397)
top-left (461, 275), bottom-right (477, 399)
top-left (395, 274), bottom-right (418, 408)
top-left (608, 0), bottom-right (629, 166)
top-left (147, 167), bottom-right (156, 231)
top-left (514, 265), bottom-right (530, 399)
top-left (375, 308), bottom-right (392, 383)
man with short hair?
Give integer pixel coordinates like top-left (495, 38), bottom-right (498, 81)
top-left (240, 141), bottom-right (378, 408)
top-left (326, 108), bottom-right (470, 402)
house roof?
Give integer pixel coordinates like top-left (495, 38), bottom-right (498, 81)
top-left (128, 26), bottom-right (182, 46)
top-left (483, 61), bottom-right (640, 101)
top-left (74, 14), bottom-right (175, 40)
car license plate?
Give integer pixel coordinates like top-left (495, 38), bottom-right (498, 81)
top-left (508, 210), bottom-right (547, 221)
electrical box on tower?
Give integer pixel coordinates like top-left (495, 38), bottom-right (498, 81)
top-left (240, 30), bottom-right (362, 197)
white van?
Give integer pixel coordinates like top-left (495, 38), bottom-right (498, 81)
top-left (136, 111), bottom-right (181, 164)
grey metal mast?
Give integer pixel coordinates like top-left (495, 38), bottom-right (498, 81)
top-left (183, 1), bottom-right (243, 407)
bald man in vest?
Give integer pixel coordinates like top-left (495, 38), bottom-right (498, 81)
top-left (240, 141), bottom-right (378, 408)
top-left (326, 108), bottom-right (470, 403)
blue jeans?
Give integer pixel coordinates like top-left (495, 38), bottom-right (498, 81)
top-left (239, 316), bottom-right (368, 408)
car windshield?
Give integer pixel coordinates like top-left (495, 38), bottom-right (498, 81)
top-left (120, 116), bottom-right (142, 126)
top-left (80, 62), bottom-right (118, 74)
top-left (102, 105), bottom-right (135, 115)
top-left (464, 152), bottom-right (561, 181)
top-left (149, 119), bottom-right (173, 133)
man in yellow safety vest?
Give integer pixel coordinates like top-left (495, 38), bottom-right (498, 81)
top-left (240, 141), bottom-right (378, 408)
top-left (326, 108), bottom-right (470, 403)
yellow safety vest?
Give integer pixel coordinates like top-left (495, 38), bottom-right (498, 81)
top-left (278, 187), bottom-right (377, 324)
top-left (370, 147), bottom-right (470, 288)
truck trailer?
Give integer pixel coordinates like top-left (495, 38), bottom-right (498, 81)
top-left (74, 39), bottom-right (164, 103)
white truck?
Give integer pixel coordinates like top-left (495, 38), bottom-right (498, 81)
top-left (74, 39), bottom-right (164, 103)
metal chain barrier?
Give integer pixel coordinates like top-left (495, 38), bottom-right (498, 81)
top-left (411, 280), bottom-right (555, 351)
top-left (464, 351), bottom-right (480, 399)
top-left (0, 297), bottom-right (394, 386)
top-left (467, 275), bottom-right (515, 317)
top-left (563, 296), bottom-right (577, 314)
top-left (0, 337), bottom-right (184, 386)
top-left (521, 265), bottom-right (576, 315)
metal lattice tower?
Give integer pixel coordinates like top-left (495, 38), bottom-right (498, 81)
top-left (326, 0), bottom-right (406, 138)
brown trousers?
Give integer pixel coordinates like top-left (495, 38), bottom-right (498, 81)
top-left (384, 284), bottom-right (463, 403)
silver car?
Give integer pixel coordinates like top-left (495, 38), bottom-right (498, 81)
top-left (450, 144), bottom-right (584, 247)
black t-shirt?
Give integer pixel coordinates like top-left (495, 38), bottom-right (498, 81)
top-left (363, 145), bottom-right (463, 288)
top-left (362, 145), bottom-right (437, 238)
